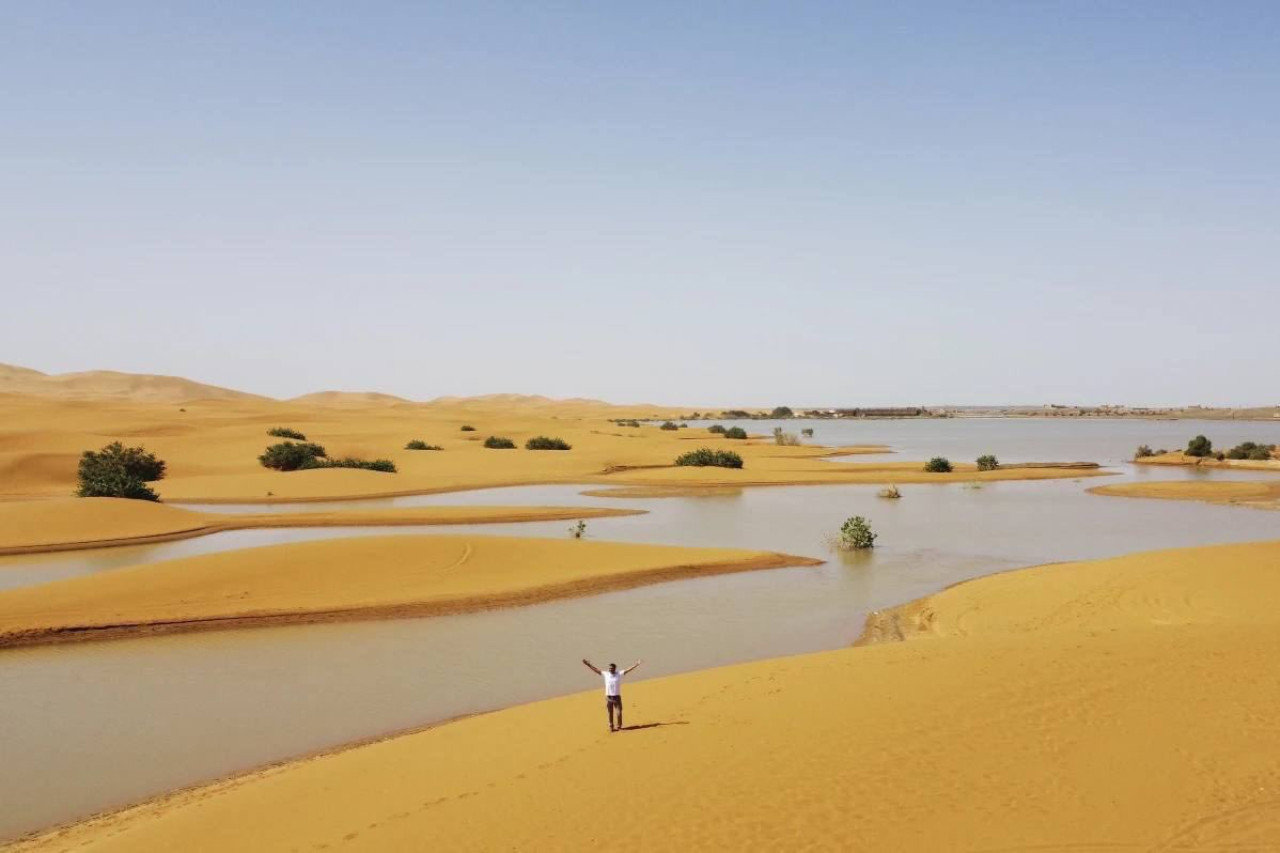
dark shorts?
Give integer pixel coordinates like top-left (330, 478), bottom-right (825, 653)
top-left (606, 695), bottom-right (623, 709)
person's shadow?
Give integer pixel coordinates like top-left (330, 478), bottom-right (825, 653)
top-left (618, 721), bottom-right (690, 732)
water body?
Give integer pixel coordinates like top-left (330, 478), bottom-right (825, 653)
top-left (2, 420), bottom-right (1278, 840)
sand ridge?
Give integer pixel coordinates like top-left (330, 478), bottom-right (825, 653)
top-left (1089, 479), bottom-right (1280, 511)
top-left (12, 538), bottom-right (1280, 851)
top-left (0, 534), bottom-right (821, 648)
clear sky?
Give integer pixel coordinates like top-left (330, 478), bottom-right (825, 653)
top-left (4, 2), bottom-right (1277, 406)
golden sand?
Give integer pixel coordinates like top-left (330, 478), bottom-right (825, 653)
top-left (0, 534), bottom-right (819, 648)
top-left (1135, 450), bottom-right (1280, 472)
top-left (0, 497), bottom-right (643, 555)
top-left (1089, 479), bottom-right (1280, 511)
top-left (13, 538), bottom-right (1280, 851)
top-left (0, 392), bottom-right (1103, 504)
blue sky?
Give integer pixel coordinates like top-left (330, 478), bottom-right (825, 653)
top-left (3, 2), bottom-right (1276, 405)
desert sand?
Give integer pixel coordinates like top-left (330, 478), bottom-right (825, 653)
top-left (1135, 450), bottom-right (1280, 472)
top-left (0, 534), bottom-right (819, 648)
top-left (1090, 479), bottom-right (1280, 511)
top-left (12, 538), bottom-right (1280, 851)
top-left (0, 497), bottom-right (643, 554)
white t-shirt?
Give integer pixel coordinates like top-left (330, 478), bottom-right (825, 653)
top-left (602, 670), bottom-right (622, 696)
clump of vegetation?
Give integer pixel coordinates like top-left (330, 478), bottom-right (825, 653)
top-left (771, 406), bottom-right (794, 418)
top-left (976, 454), bottom-right (999, 471)
top-left (722, 409), bottom-right (751, 418)
top-left (838, 516), bottom-right (877, 550)
top-left (267, 427), bottom-right (307, 440)
top-left (460, 425), bottom-right (476, 432)
top-left (659, 421), bottom-right (679, 431)
top-left (484, 436), bottom-right (516, 449)
top-left (708, 424), bottom-right (727, 434)
top-left (674, 448), bottom-right (744, 468)
top-left (1226, 441), bottom-right (1276, 461)
top-left (314, 457), bottom-right (397, 473)
top-left (801, 428), bottom-right (814, 437)
top-left (773, 427), bottom-right (801, 446)
top-left (259, 441), bottom-right (328, 471)
top-left (405, 440), bottom-right (442, 450)
top-left (724, 426), bottom-right (748, 440)
top-left (1135, 444), bottom-right (1155, 458)
top-left (526, 436), bottom-right (572, 450)
top-left (76, 442), bottom-right (166, 501)
top-left (923, 457), bottom-right (953, 473)
top-left (878, 485), bottom-right (901, 499)
top-left (1185, 435), bottom-right (1213, 458)
top-left (616, 419), bottom-right (640, 428)
top-left (569, 520), bottom-right (587, 539)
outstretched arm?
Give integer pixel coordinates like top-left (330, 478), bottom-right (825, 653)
top-left (582, 658), bottom-right (601, 674)
top-left (623, 660), bottom-right (643, 675)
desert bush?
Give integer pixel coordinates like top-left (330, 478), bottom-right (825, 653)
top-left (976, 454), bottom-right (999, 471)
top-left (773, 427), bottom-right (801, 446)
top-left (838, 516), bottom-right (877, 550)
top-left (923, 457), bottom-right (953, 473)
top-left (660, 421), bottom-right (679, 431)
top-left (526, 436), bottom-right (572, 450)
top-left (1135, 445), bottom-right (1155, 458)
top-left (708, 424), bottom-right (727, 434)
top-left (267, 427), bottom-right (307, 440)
top-left (878, 485), bottom-right (901, 499)
top-left (259, 441), bottom-right (328, 471)
top-left (617, 420), bottom-right (640, 428)
top-left (569, 520), bottom-right (587, 539)
top-left (801, 428), bottom-right (814, 437)
top-left (1226, 441), bottom-right (1276, 461)
top-left (674, 448), bottom-right (744, 468)
top-left (76, 442), bottom-right (166, 501)
top-left (460, 425), bottom-right (476, 432)
top-left (724, 426), bottom-right (748, 440)
top-left (313, 457), bottom-right (397, 473)
top-left (1185, 435), bottom-right (1213, 457)
top-left (771, 406), bottom-right (794, 418)
top-left (484, 436), bottom-right (516, 449)
top-left (405, 440), bottom-right (441, 451)
top-left (722, 410), bottom-right (751, 419)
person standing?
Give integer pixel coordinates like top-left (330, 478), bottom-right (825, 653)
top-left (582, 658), bottom-right (642, 732)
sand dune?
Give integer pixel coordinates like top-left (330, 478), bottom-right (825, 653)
top-left (0, 534), bottom-right (819, 648)
top-left (13, 538), bottom-right (1280, 851)
top-left (0, 364), bottom-right (265, 403)
top-left (0, 497), bottom-right (644, 555)
top-left (286, 391), bottom-right (413, 406)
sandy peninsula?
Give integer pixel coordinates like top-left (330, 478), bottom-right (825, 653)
top-left (1089, 479), bottom-right (1280, 511)
top-left (0, 497), bottom-right (643, 555)
top-left (11, 538), bottom-right (1280, 850)
top-left (0, 534), bottom-right (820, 648)
top-left (1134, 450), bottom-right (1280, 472)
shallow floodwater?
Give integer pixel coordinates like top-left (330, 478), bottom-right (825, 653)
top-left (2, 419), bottom-right (1279, 840)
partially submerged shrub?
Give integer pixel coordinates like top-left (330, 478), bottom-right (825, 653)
top-left (1226, 441), bottom-right (1276, 461)
top-left (259, 441), bottom-right (327, 471)
top-left (660, 421), bottom-right (679, 431)
top-left (460, 425), bottom-right (476, 432)
top-left (77, 442), bottom-right (166, 501)
top-left (484, 436), bottom-right (516, 449)
top-left (801, 428), bottom-right (814, 437)
top-left (708, 424), bottom-right (727, 434)
top-left (674, 448), bottom-right (744, 468)
top-left (1185, 435), bottom-right (1213, 458)
top-left (724, 426), bottom-right (748, 440)
top-left (267, 427), bottom-right (307, 440)
top-left (923, 457), bottom-right (953, 473)
top-left (838, 516), bottom-right (877, 550)
top-left (773, 427), bottom-right (801, 446)
top-left (878, 485), bottom-right (901, 499)
top-left (569, 520), bottom-right (587, 539)
top-left (526, 436), bottom-right (572, 450)
top-left (976, 454), bottom-right (999, 471)
top-left (1135, 445), bottom-right (1155, 459)
top-left (405, 440), bottom-right (442, 450)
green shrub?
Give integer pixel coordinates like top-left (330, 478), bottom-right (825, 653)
top-left (76, 442), bottom-right (166, 501)
top-left (1135, 445), bottom-right (1155, 458)
top-left (722, 410), bottom-right (751, 419)
top-left (267, 427), bottom-right (307, 440)
top-left (838, 516), bottom-right (877, 550)
top-left (1186, 435), bottom-right (1213, 457)
top-left (259, 441), bottom-right (328, 470)
top-left (484, 436), bottom-right (516, 449)
top-left (569, 520), bottom-right (587, 539)
top-left (771, 406), bottom-right (794, 418)
top-left (617, 420), bottom-right (640, 428)
top-left (660, 421), bottom-right (679, 431)
top-left (708, 424), bottom-right (727, 434)
top-left (313, 457), bottom-right (397, 473)
top-left (923, 457), bottom-right (953, 473)
top-left (724, 426), bottom-right (748, 440)
top-left (405, 440), bottom-right (441, 451)
top-left (773, 427), bottom-right (801, 446)
top-left (674, 448), bottom-right (744, 468)
top-left (460, 425), bottom-right (476, 432)
top-left (976, 454), bottom-right (999, 471)
top-left (526, 436), bottom-right (572, 450)
top-left (1226, 441), bottom-right (1276, 461)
